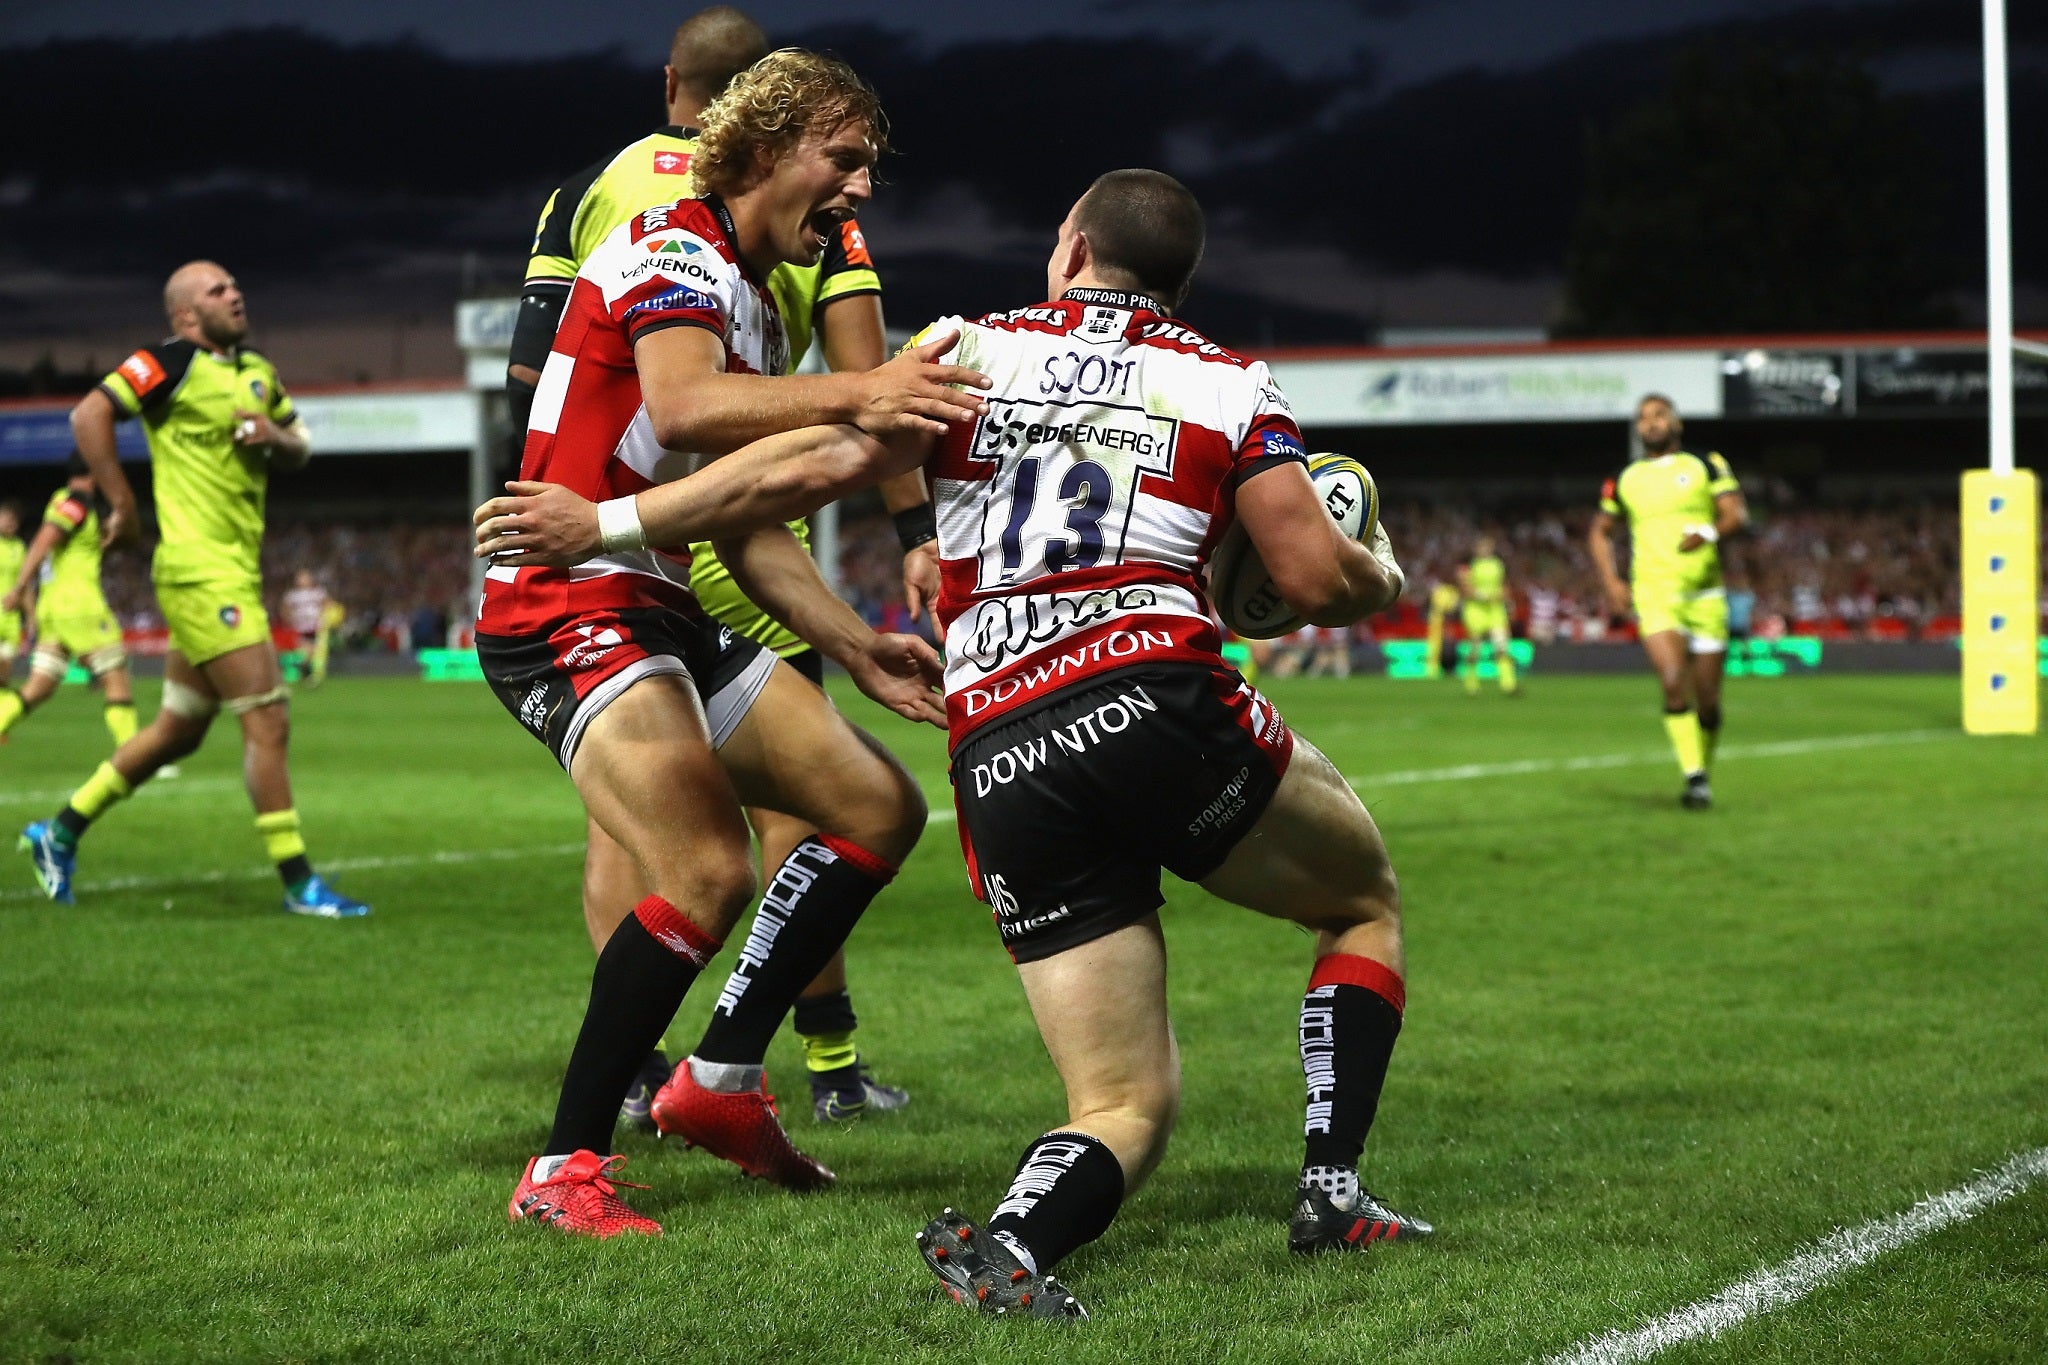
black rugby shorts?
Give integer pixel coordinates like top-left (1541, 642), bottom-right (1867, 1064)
top-left (951, 663), bottom-right (1293, 964)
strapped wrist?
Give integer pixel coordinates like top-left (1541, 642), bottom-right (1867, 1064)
top-left (893, 502), bottom-right (938, 552)
top-left (597, 496), bottom-right (648, 553)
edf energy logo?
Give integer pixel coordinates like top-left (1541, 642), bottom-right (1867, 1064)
top-left (219, 605), bottom-right (242, 627)
top-left (247, 378), bottom-right (268, 404)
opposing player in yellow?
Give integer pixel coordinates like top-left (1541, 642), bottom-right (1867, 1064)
top-left (19, 261), bottom-right (369, 917)
top-left (1589, 394), bottom-right (1749, 809)
top-left (1455, 537), bottom-right (1519, 696)
top-left (0, 459), bottom-right (139, 746)
top-left (1423, 578), bottom-right (1459, 678)
top-left (506, 8), bottom-right (923, 1123)
top-left (0, 503), bottom-right (25, 699)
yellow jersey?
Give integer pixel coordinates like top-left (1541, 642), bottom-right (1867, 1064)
top-left (1465, 555), bottom-right (1507, 604)
top-left (36, 487), bottom-right (109, 618)
top-left (1599, 451), bottom-right (1738, 596)
top-left (97, 340), bottom-right (297, 584)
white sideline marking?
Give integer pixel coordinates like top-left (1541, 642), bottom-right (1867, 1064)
top-left (0, 775), bottom-right (243, 807)
top-left (0, 841), bottom-right (584, 904)
top-left (928, 728), bottom-right (1952, 825)
top-left (1546, 1146), bottom-right (2048, 1365)
top-left (1350, 728), bottom-right (1951, 789)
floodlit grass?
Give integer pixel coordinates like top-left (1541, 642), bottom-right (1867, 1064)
top-left (0, 671), bottom-right (2041, 1363)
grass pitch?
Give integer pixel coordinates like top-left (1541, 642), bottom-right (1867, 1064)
top-left (0, 670), bottom-right (2042, 1363)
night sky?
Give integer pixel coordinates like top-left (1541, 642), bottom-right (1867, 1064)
top-left (0, 0), bottom-right (2039, 381)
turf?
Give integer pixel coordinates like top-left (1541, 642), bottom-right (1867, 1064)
top-left (0, 671), bottom-right (2041, 1363)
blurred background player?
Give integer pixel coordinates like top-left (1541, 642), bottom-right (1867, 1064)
top-left (0, 502), bottom-right (24, 700)
top-left (1588, 394), bottom-right (1749, 809)
top-left (0, 457), bottom-right (138, 746)
top-left (279, 569), bottom-right (342, 687)
top-left (1424, 575), bottom-right (1459, 678)
top-left (1456, 535), bottom-right (1520, 696)
top-left (17, 261), bottom-right (369, 918)
top-left (507, 6), bottom-right (919, 1124)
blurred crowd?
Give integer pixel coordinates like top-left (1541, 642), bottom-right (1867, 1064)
top-left (69, 497), bottom-right (2035, 654)
top-left (1383, 495), bottom-right (1990, 642)
top-left (100, 522), bottom-right (476, 651)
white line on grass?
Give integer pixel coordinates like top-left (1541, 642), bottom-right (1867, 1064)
top-left (1350, 728), bottom-right (1952, 788)
top-left (0, 841), bottom-right (585, 904)
top-left (1546, 1145), bottom-right (2048, 1365)
top-left (0, 775), bottom-right (244, 807)
top-left (925, 728), bottom-right (1953, 824)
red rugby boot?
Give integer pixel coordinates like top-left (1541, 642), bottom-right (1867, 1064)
top-left (508, 1150), bottom-right (661, 1238)
top-left (650, 1061), bottom-right (836, 1191)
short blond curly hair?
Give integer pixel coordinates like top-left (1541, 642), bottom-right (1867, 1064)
top-left (692, 49), bottom-right (887, 198)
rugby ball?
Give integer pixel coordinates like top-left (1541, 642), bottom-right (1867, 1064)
top-left (1207, 453), bottom-right (1380, 639)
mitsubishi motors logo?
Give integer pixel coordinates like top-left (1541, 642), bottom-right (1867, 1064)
top-left (562, 623), bottom-right (625, 669)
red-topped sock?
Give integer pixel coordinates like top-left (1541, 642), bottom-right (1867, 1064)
top-left (1300, 953), bottom-right (1405, 1184)
top-left (545, 895), bottom-right (721, 1157)
top-left (693, 835), bottom-right (896, 1069)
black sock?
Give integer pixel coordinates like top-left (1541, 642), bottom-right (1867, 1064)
top-left (693, 836), bottom-right (894, 1066)
top-left (545, 896), bottom-right (719, 1157)
top-left (985, 1132), bottom-right (1126, 1274)
top-left (54, 805), bottom-right (91, 842)
top-left (1300, 954), bottom-right (1405, 1171)
top-left (792, 986), bottom-right (858, 1037)
top-left (277, 854), bottom-right (313, 888)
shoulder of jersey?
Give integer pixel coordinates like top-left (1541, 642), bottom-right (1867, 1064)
top-left (966, 301), bottom-right (1254, 368)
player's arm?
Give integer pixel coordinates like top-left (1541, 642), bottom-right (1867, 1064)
top-left (710, 524), bottom-right (945, 727)
top-left (472, 422), bottom-right (926, 565)
top-left (816, 290), bottom-right (943, 619)
top-left (233, 409), bottom-right (311, 472)
top-left (1236, 462), bottom-right (1402, 626)
top-left (69, 390), bottom-right (142, 548)
top-left (2, 520), bottom-right (66, 613)
top-left (1588, 508), bottom-right (1631, 615)
top-left (634, 325), bottom-right (988, 454)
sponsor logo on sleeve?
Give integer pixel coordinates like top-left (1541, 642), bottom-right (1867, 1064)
top-left (652, 150), bottom-right (693, 175)
top-left (839, 220), bottom-right (873, 266)
top-left (1261, 428), bottom-right (1305, 460)
top-left (625, 286), bottom-right (718, 320)
top-left (118, 350), bottom-right (165, 395)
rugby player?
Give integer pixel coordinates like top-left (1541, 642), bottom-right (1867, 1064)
top-left (898, 171), bottom-right (1429, 1315)
top-left (472, 51), bottom-right (991, 1235)
top-left (0, 503), bottom-right (25, 691)
top-left (1455, 535), bottom-right (1520, 695)
top-left (1588, 394), bottom-right (1749, 809)
top-left (19, 262), bottom-right (369, 918)
top-left (0, 457), bottom-right (139, 746)
top-left (509, 5), bottom-right (924, 1125)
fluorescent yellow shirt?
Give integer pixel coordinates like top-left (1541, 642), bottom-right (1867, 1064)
top-left (98, 340), bottom-right (297, 584)
top-left (1600, 451), bottom-right (1738, 596)
top-left (36, 488), bottom-right (109, 619)
top-left (1465, 556), bottom-right (1507, 604)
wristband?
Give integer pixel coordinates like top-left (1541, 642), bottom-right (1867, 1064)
top-left (893, 503), bottom-right (938, 552)
top-left (597, 496), bottom-right (648, 553)
top-left (1685, 522), bottom-right (1720, 545)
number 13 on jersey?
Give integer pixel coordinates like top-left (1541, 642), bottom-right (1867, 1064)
top-left (970, 397), bottom-right (1181, 590)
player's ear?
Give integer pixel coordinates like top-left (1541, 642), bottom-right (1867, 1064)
top-left (1060, 230), bottom-right (1090, 286)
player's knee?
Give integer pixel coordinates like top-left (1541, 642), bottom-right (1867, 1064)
top-left (827, 735), bottom-right (927, 864)
top-left (649, 842), bottom-right (757, 931)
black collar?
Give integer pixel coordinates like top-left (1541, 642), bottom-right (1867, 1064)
top-left (1059, 286), bottom-right (1165, 315)
top-left (703, 193), bottom-right (767, 289)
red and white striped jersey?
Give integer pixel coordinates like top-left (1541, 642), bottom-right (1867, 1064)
top-left (479, 195), bottom-right (788, 636)
top-left (924, 288), bottom-right (1307, 742)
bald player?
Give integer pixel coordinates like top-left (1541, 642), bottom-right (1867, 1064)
top-left (19, 262), bottom-right (370, 918)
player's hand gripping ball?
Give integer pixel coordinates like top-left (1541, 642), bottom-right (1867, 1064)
top-left (1207, 453), bottom-right (1382, 638)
